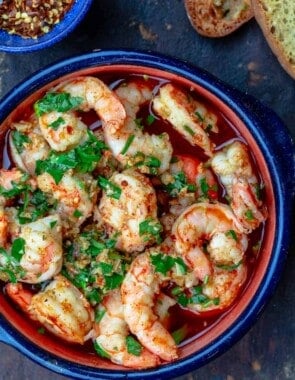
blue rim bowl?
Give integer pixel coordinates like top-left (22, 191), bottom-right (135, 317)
top-left (0, 0), bottom-right (93, 52)
top-left (0, 50), bottom-right (294, 379)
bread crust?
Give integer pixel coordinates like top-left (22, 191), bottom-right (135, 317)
top-left (184, 0), bottom-right (253, 38)
top-left (252, 0), bottom-right (295, 79)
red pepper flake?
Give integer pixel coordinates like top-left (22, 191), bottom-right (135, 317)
top-left (0, 0), bottom-right (74, 39)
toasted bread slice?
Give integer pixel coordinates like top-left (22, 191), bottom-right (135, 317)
top-left (253, 0), bottom-right (295, 79)
top-left (184, 0), bottom-right (253, 37)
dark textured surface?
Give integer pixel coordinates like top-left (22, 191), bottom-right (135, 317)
top-left (0, 1), bottom-right (294, 379)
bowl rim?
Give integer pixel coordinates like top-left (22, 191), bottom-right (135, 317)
top-left (0, 49), bottom-right (294, 379)
top-left (0, 0), bottom-right (93, 52)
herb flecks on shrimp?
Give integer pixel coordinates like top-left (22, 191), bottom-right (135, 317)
top-left (0, 74), bottom-right (267, 369)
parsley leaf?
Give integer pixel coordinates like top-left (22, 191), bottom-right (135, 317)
top-left (11, 130), bottom-right (31, 153)
top-left (94, 341), bottom-right (111, 359)
top-left (126, 335), bottom-right (142, 356)
top-left (34, 92), bottom-right (83, 116)
top-left (11, 238), bottom-right (26, 262)
top-left (0, 173), bottom-right (30, 198)
top-left (165, 172), bottom-right (196, 197)
top-left (225, 229), bottom-right (238, 241)
top-left (172, 324), bottom-right (188, 345)
top-left (36, 131), bottom-right (106, 183)
top-left (139, 218), bottom-right (163, 244)
top-left (97, 176), bottom-right (122, 200)
top-left (49, 116), bottom-right (65, 130)
top-left (150, 253), bottom-right (187, 276)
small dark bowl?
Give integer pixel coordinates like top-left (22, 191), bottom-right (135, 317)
top-left (0, 0), bottom-right (93, 53)
top-left (0, 50), bottom-right (294, 379)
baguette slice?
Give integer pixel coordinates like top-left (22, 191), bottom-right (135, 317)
top-left (184, 0), bottom-right (253, 37)
top-left (253, 0), bottom-right (295, 79)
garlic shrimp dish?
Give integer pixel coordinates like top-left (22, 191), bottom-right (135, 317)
top-left (0, 71), bottom-right (269, 370)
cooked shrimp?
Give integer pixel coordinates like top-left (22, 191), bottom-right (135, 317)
top-left (172, 202), bottom-right (247, 282)
top-left (188, 263), bottom-right (247, 312)
top-left (121, 252), bottom-right (178, 361)
top-left (211, 141), bottom-right (267, 232)
top-left (57, 76), bottom-right (126, 134)
top-left (37, 172), bottom-right (96, 228)
top-left (153, 83), bottom-right (218, 156)
top-left (6, 275), bottom-right (94, 344)
top-left (9, 120), bottom-right (50, 174)
top-left (19, 214), bottom-right (63, 283)
top-left (98, 169), bottom-right (160, 253)
top-left (108, 81), bottom-right (173, 174)
top-left (38, 111), bottom-right (88, 152)
top-left (94, 289), bottom-right (160, 368)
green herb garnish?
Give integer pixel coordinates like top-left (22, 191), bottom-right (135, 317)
top-left (245, 209), bottom-right (254, 220)
top-left (183, 124), bottom-right (195, 136)
top-left (172, 324), bottom-right (188, 345)
top-left (120, 134), bottom-right (135, 155)
top-left (34, 92), bottom-right (83, 116)
top-left (139, 218), bottom-right (163, 244)
top-left (11, 130), bottom-right (31, 153)
top-left (150, 253), bottom-right (187, 276)
top-left (126, 335), bottom-right (142, 356)
top-left (49, 116), bottom-right (65, 130)
top-left (165, 171), bottom-right (196, 197)
top-left (94, 341), bottom-right (111, 359)
top-left (97, 176), bottom-right (122, 200)
top-left (36, 130), bottom-right (106, 183)
top-left (225, 229), bottom-right (238, 241)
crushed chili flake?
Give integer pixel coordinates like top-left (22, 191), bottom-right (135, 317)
top-left (0, 0), bottom-right (74, 39)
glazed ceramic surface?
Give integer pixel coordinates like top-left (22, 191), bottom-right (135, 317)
top-left (0, 0), bottom-right (93, 53)
top-left (0, 50), bottom-right (293, 379)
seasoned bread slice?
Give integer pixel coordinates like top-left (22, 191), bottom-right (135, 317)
top-left (184, 0), bottom-right (253, 37)
top-left (253, 0), bottom-right (295, 79)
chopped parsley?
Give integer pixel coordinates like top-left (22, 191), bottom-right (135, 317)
top-left (94, 341), bottom-right (111, 359)
top-left (139, 218), bottom-right (163, 244)
top-left (183, 124), bottom-right (195, 136)
top-left (146, 114), bottom-right (155, 125)
top-left (11, 238), bottom-right (26, 262)
top-left (225, 229), bottom-right (238, 241)
top-left (165, 171), bottom-right (196, 197)
top-left (120, 134), bottom-right (135, 155)
top-left (172, 324), bottom-right (188, 345)
top-left (126, 335), bottom-right (142, 356)
top-left (0, 172), bottom-right (30, 198)
top-left (62, 231), bottom-right (127, 304)
top-left (95, 308), bottom-right (106, 323)
top-left (205, 124), bottom-right (213, 133)
top-left (17, 189), bottom-right (52, 224)
top-left (134, 152), bottom-right (161, 174)
top-left (97, 176), bottom-right (122, 200)
top-left (174, 285), bottom-right (220, 308)
top-left (150, 253), bottom-right (187, 276)
top-left (11, 130), bottom-right (31, 154)
top-left (216, 260), bottom-right (242, 271)
top-left (73, 209), bottom-right (83, 218)
top-left (199, 177), bottom-right (218, 200)
top-left (195, 110), bottom-right (204, 122)
top-left (245, 209), bottom-right (254, 221)
top-left (36, 130), bottom-right (106, 184)
top-left (34, 92), bottom-right (83, 116)
top-left (0, 245), bottom-right (26, 283)
top-left (49, 116), bottom-right (65, 130)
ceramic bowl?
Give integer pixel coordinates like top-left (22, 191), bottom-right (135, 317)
top-left (0, 0), bottom-right (93, 53)
top-left (0, 50), bottom-right (294, 379)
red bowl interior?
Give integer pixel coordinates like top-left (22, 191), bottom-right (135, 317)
top-left (0, 64), bottom-right (275, 371)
